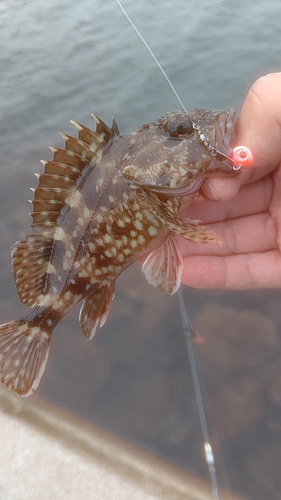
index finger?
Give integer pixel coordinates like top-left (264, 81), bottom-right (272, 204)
top-left (235, 72), bottom-right (281, 175)
top-left (201, 72), bottom-right (281, 201)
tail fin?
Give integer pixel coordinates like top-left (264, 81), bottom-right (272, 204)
top-left (0, 319), bottom-right (51, 397)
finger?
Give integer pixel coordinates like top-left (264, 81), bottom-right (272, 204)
top-left (178, 214), bottom-right (276, 258)
top-left (183, 175), bottom-right (272, 224)
top-left (267, 166), bottom-right (281, 256)
top-left (235, 73), bottom-right (281, 175)
top-left (215, 212), bottom-right (276, 255)
top-left (181, 250), bottom-right (281, 289)
top-left (178, 211), bottom-right (277, 257)
top-left (200, 176), bottom-right (241, 201)
top-left (202, 73), bottom-right (281, 201)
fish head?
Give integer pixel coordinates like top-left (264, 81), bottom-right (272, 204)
top-left (122, 108), bottom-right (239, 196)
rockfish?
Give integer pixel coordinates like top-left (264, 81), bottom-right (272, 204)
top-left (0, 108), bottom-right (239, 396)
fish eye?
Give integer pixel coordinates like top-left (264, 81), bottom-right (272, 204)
top-left (166, 117), bottom-right (194, 138)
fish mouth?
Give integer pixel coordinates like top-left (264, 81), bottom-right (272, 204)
top-left (204, 108), bottom-right (240, 176)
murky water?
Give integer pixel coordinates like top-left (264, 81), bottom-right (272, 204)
top-left (1, 1), bottom-right (281, 499)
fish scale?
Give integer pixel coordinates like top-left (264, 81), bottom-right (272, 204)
top-left (0, 108), bottom-right (239, 396)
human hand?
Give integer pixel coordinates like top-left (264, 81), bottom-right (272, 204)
top-left (179, 72), bottom-right (281, 289)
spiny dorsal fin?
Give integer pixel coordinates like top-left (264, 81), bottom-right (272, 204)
top-left (29, 115), bottom-right (119, 231)
top-left (13, 115), bottom-right (119, 304)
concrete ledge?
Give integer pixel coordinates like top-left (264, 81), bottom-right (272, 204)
top-left (0, 387), bottom-right (240, 500)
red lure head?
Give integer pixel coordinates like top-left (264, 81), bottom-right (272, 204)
top-left (231, 146), bottom-right (254, 168)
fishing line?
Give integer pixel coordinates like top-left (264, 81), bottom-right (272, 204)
top-left (115, 0), bottom-right (188, 114)
top-left (177, 287), bottom-right (221, 500)
top-left (115, 1), bottom-right (225, 498)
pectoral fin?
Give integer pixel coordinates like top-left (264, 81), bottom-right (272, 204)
top-left (142, 235), bottom-right (183, 295)
top-left (162, 215), bottom-right (221, 245)
top-left (141, 193), bottom-right (221, 245)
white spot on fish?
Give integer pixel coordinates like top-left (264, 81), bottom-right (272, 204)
top-left (148, 226), bottom-right (158, 236)
top-left (104, 234), bottom-right (112, 244)
top-left (53, 227), bottom-right (67, 241)
top-left (96, 178), bottom-right (104, 191)
top-left (37, 295), bottom-right (51, 307)
top-left (46, 263), bottom-right (56, 274)
top-left (27, 327), bottom-right (40, 342)
top-left (117, 219), bottom-right (125, 228)
top-left (67, 190), bottom-right (82, 208)
top-left (64, 291), bottom-right (72, 301)
top-left (88, 242), bottom-right (95, 252)
top-left (78, 269), bottom-right (89, 278)
top-left (134, 220), bottom-right (143, 230)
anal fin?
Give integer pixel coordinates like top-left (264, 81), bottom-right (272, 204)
top-left (142, 235), bottom-right (183, 295)
top-left (79, 283), bottom-right (115, 340)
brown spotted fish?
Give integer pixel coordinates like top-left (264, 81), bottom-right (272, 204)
top-left (0, 108), bottom-right (239, 396)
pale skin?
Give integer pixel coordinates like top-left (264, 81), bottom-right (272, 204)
top-left (178, 72), bottom-right (281, 289)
